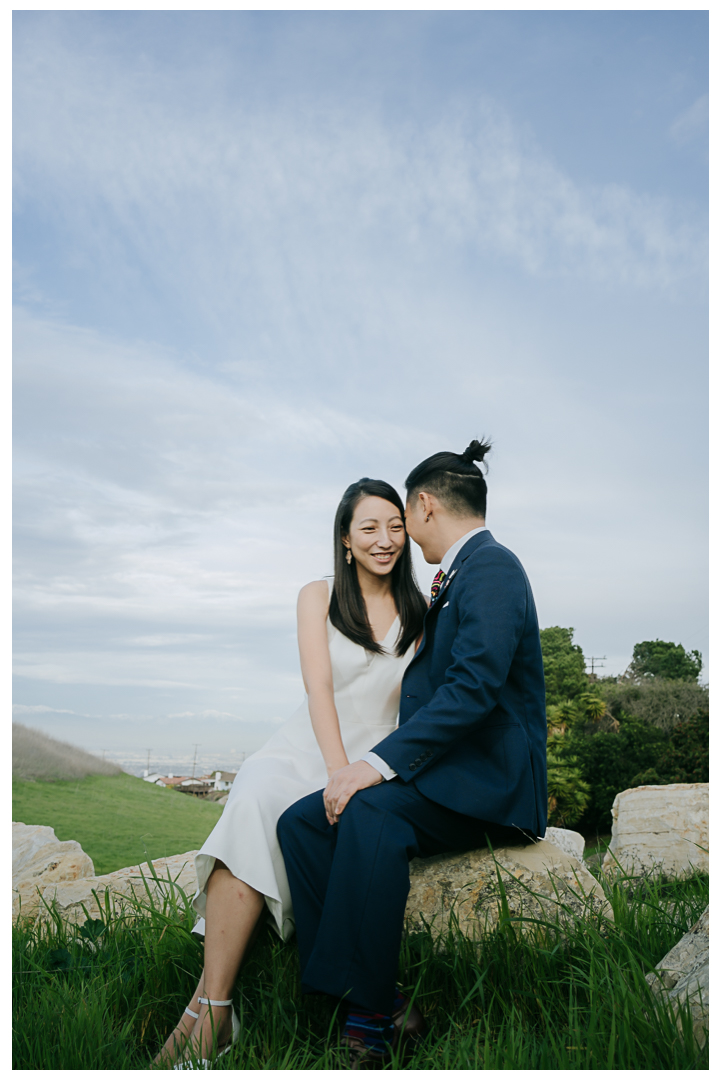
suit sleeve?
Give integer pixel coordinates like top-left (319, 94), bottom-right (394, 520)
top-left (370, 548), bottom-right (527, 782)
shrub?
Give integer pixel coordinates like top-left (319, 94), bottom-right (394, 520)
top-left (600, 678), bottom-right (708, 734)
top-left (630, 709), bottom-right (709, 787)
top-left (565, 717), bottom-right (669, 834)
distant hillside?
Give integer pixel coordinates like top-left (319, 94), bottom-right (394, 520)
top-left (12, 722), bottom-right (124, 781)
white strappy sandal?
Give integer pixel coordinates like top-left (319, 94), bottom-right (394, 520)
top-left (173, 997), bottom-right (241, 1070)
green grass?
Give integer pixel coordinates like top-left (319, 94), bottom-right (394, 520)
top-left (12, 866), bottom-right (708, 1070)
top-left (13, 774), bottom-right (223, 875)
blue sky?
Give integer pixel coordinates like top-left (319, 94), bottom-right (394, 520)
top-left (13, 10), bottom-right (708, 767)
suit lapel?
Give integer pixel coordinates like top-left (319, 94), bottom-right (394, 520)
top-left (410, 530), bottom-right (495, 664)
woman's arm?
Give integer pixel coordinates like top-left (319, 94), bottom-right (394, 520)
top-left (297, 580), bottom-right (349, 777)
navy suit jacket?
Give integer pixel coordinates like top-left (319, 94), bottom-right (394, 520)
top-left (371, 530), bottom-right (547, 835)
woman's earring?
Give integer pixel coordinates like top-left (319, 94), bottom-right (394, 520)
top-left (345, 549), bottom-right (352, 565)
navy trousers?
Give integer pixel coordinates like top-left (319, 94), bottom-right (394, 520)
top-left (277, 780), bottom-right (531, 1015)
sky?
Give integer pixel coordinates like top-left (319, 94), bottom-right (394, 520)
top-left (13, 10), bottom-right (708, 771)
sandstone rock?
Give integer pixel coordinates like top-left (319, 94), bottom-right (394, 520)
top-left (602, 784), bottom-right (708, 878)
top-left (646, 905), bottom-right (709, 1048)
top-left (13, 822), bottom-right (95, 923)
top-left (405, 838), bottom-right (610, 940)
top-left (542, 826), bottom-right (585, 863)
top-left (39, 851), bottom-right (199, 927)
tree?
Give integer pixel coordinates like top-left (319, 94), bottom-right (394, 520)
top-left (602, 678), bottom-right (708, 733)
top-left (576, 691), bottom-right (607, 722)
top-left (626, 640), bottom-right (702, 683)
top-left (546, 691), bottom-right (606, 826)
top-left (539, 626), bottom-right (588, 706)
top-left (546, 748), bottom-right (591, 829)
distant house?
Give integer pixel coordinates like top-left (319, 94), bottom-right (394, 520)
top-left (142, 770), bottom-right (236, 796)
top-left (178, 778), bottom-right (214, 797)
top-left (194, 771), bottom-right (236, 791)
top-left (154, 775), bottom-right (191, 789)
top-left (212, 770), bottom-right (236, 791)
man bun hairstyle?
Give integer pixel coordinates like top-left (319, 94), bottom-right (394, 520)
top-left (460, 438), bottom-right (491, 465)
top-left (405, 437), bottom-right (492, 518)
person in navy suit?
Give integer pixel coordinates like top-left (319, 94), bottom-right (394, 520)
top-left (277, 438), bottom-right (547, 1067)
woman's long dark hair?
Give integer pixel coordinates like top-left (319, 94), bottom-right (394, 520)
top-left (329, 478), bottom-right (426, 656)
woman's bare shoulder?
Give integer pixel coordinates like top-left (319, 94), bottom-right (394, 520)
top-left (299, 578), bottom-right (331, 597)
top-left (298, 579), bottom-right (331, 610)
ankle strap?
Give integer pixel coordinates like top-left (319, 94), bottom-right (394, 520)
top-left (184, 1006), bottom-right (199, 1019)
top-left (198, 996), bottom-right (233, 1007)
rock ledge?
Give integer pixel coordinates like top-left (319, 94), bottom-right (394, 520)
top-left (646, 905), bottom-right (709, 1048)
top-left (405, 834), bottom-right (609, 940)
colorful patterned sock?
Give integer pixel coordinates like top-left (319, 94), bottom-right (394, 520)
top-left (343, 1007), bottom-right (394, 1054)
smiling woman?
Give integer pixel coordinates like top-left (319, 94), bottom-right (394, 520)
top-left (330, 478), bottom-right (427, 657)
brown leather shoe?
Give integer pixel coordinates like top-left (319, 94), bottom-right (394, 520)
top-left (340, 1035), bottom-right (392, 1070)
top-left (340, 997), bottom-right (426, 1069)
top-left (393, 994), bottom-right (426, 1047)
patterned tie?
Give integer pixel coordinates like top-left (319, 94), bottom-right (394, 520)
top-left (430, 569), bottom-right (446, 601)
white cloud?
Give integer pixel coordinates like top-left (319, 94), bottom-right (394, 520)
top-left (669, 94), bottom-right (708, 146)
top-left (166, 710), bottom-right (284, 725)
top-left (12, 704), bottom-right (79, 715)
top-left (13, 31), bottom-right (705, 316)
top-left (12, 311), bottom-right (432, 643)
top-left (127, 634), bottom-right (212, 647)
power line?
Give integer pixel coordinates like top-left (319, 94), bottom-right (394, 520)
top-left (586, 656), bottom-right (606, 675)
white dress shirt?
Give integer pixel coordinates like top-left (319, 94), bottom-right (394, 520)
top-left (363, 526), bottom-right (487, 780)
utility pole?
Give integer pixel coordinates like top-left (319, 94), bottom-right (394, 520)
top-left (191, 743), bottom-right (200, 779)
top-left (587, 656), bottom-right (606, 676)
top-left (146, 749), bottom-right (152, 772)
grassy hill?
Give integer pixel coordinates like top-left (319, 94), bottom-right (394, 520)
top-left (13, 773), bottom-right (223, 875)
top-left (13, 722), bottom-right (124, 781)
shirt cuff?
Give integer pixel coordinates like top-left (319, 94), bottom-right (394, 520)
top-left (362, 752), bottom-right (398, 781)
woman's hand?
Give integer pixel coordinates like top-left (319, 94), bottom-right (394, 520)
top-left (323, 761), bottom-right (383, 825)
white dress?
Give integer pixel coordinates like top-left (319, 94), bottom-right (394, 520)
top-left (192, 610), bottom-right (415, 940)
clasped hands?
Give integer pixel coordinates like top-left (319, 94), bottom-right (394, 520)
top-left (323, 760), bottom-right (383, 824)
